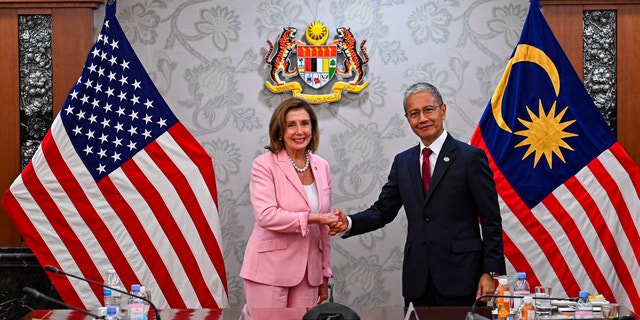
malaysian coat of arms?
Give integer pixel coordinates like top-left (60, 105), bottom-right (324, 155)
top-left (264, 21), bottom-right (369, 104)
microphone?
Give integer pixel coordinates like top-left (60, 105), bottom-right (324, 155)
top-left (466, 294), bottom-right (580, 320)
top-left (302, 283), bottom-right (360, 320)
top-left (45, 265), bottom-right (161, 320)
top-left (23, 287), bottom-right (104, 319)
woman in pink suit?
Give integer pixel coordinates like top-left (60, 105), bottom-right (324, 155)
top-left (240, 97), bottom-right (340, 309)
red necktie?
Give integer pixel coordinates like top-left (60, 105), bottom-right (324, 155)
top-left (422, 148), bottom-right (432, 195)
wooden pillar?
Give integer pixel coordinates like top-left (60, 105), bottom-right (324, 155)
top-left (0, 0), bottom-right (102, 246)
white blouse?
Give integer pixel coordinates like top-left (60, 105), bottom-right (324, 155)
top-left (303, 181), bottom-right (319, 213)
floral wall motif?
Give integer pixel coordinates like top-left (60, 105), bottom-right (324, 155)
top-left (95, 0), bottom-right (529, 307)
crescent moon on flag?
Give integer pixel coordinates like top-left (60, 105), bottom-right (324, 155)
top-left (491, 44), bottom-right (560, 133)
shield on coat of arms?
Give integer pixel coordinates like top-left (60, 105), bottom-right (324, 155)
top-left (297, 45), bottom-right (337, 89)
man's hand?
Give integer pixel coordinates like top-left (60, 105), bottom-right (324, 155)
top-left (476, 273), bottom-right (497, 302)
top-left (328, 209), bottom-right (348, 236)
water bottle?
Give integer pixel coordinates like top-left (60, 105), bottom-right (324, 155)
top-left (575, 290), bottom-right (593, 319)
top-left (496, 277), bottom-right (512, 320)
top-left (104, 269), bottom-right (126, 317)
top-left (139, 285), bottom-right (150, 315)
top-left (103, 288), bottom-right (117, 308)
top-left (105, 305), bottom-right (119, 320)
top-left (518, 295), bottom-right (535, 320)
top-left (512, 272), bottom-right (530, 312)
top-left (127, 284), bottom-right (145, 320)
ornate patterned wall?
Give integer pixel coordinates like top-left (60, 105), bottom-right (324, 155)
top-left (94, 0), bottom-right (530, 307)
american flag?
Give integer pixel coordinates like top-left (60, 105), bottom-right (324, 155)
top-left (470, 0), bottom-right (640, 313)
top-left (2, 0), bottom-right (229, 310)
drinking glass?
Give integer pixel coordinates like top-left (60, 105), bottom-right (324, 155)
top-left (534, 286), bottom-right (552, 315)
top-left (602, 303), bottom-right (619, 318)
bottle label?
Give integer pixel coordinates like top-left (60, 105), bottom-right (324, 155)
top-left (128, 303), bottom-right (144, 320)
top-left (498, 290), bottom-right (511, 304)
top-left (575, 310), bottom-right (594, 319)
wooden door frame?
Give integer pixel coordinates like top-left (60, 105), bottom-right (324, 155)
top-left (541, 0), bottom-right (640, 166)
top-left (0, 0), bottom-right (102, 246)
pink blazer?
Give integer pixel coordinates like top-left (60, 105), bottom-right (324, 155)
top-left (240, 150), bottom-right (333, 287)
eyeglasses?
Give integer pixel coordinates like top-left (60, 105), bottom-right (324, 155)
top-left (406, 105), bottom-right (442, 119)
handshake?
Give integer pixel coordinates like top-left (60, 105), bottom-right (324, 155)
top-left (311, 209), bottom-right (348, 236)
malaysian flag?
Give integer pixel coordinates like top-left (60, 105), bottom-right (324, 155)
top-left (2, 0), bottom-right (229, 310)
top-left (470, 0), bottom-right (640, 312)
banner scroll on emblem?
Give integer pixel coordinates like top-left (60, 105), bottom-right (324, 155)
top-left (264, 21), bottom-right (369, 104)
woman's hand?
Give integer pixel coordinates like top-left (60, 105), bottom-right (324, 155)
top-left (317, 277), bottom-right (330, 304)
top-left (309, 211), bottom-right (340, 225)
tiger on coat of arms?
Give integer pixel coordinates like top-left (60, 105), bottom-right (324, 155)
top-left (265, 27), bottom-right (304, 86)
top-left (330, 27), bottom-right (369, 85)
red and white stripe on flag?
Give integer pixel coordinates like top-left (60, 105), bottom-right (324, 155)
top-left (2, 0), bottom-right (229, 310)
top-left (3, 119), bottom-right (229, 310)
top-left (475, 135), bottom-right (640, 311)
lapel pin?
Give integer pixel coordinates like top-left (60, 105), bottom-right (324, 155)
top-left (444, 157), bottom-right (450, 162)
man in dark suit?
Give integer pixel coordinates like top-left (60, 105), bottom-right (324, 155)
top-left (332, 82), bottom-right (506, 307)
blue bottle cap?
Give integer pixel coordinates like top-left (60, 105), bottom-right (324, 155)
top-left (103, 288), bottom-right (112, 296)
top-left (131, 284), bottom-right (141, 292)
top-left (107, 305), bottom-right (117, 314)
top-left (517, 272), bottom-right (526, 280)
top-left (579, 290), bottom-right (590, 298)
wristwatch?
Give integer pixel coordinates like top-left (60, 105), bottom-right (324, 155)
top-left (488, 272), bottom-right (500, 278)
